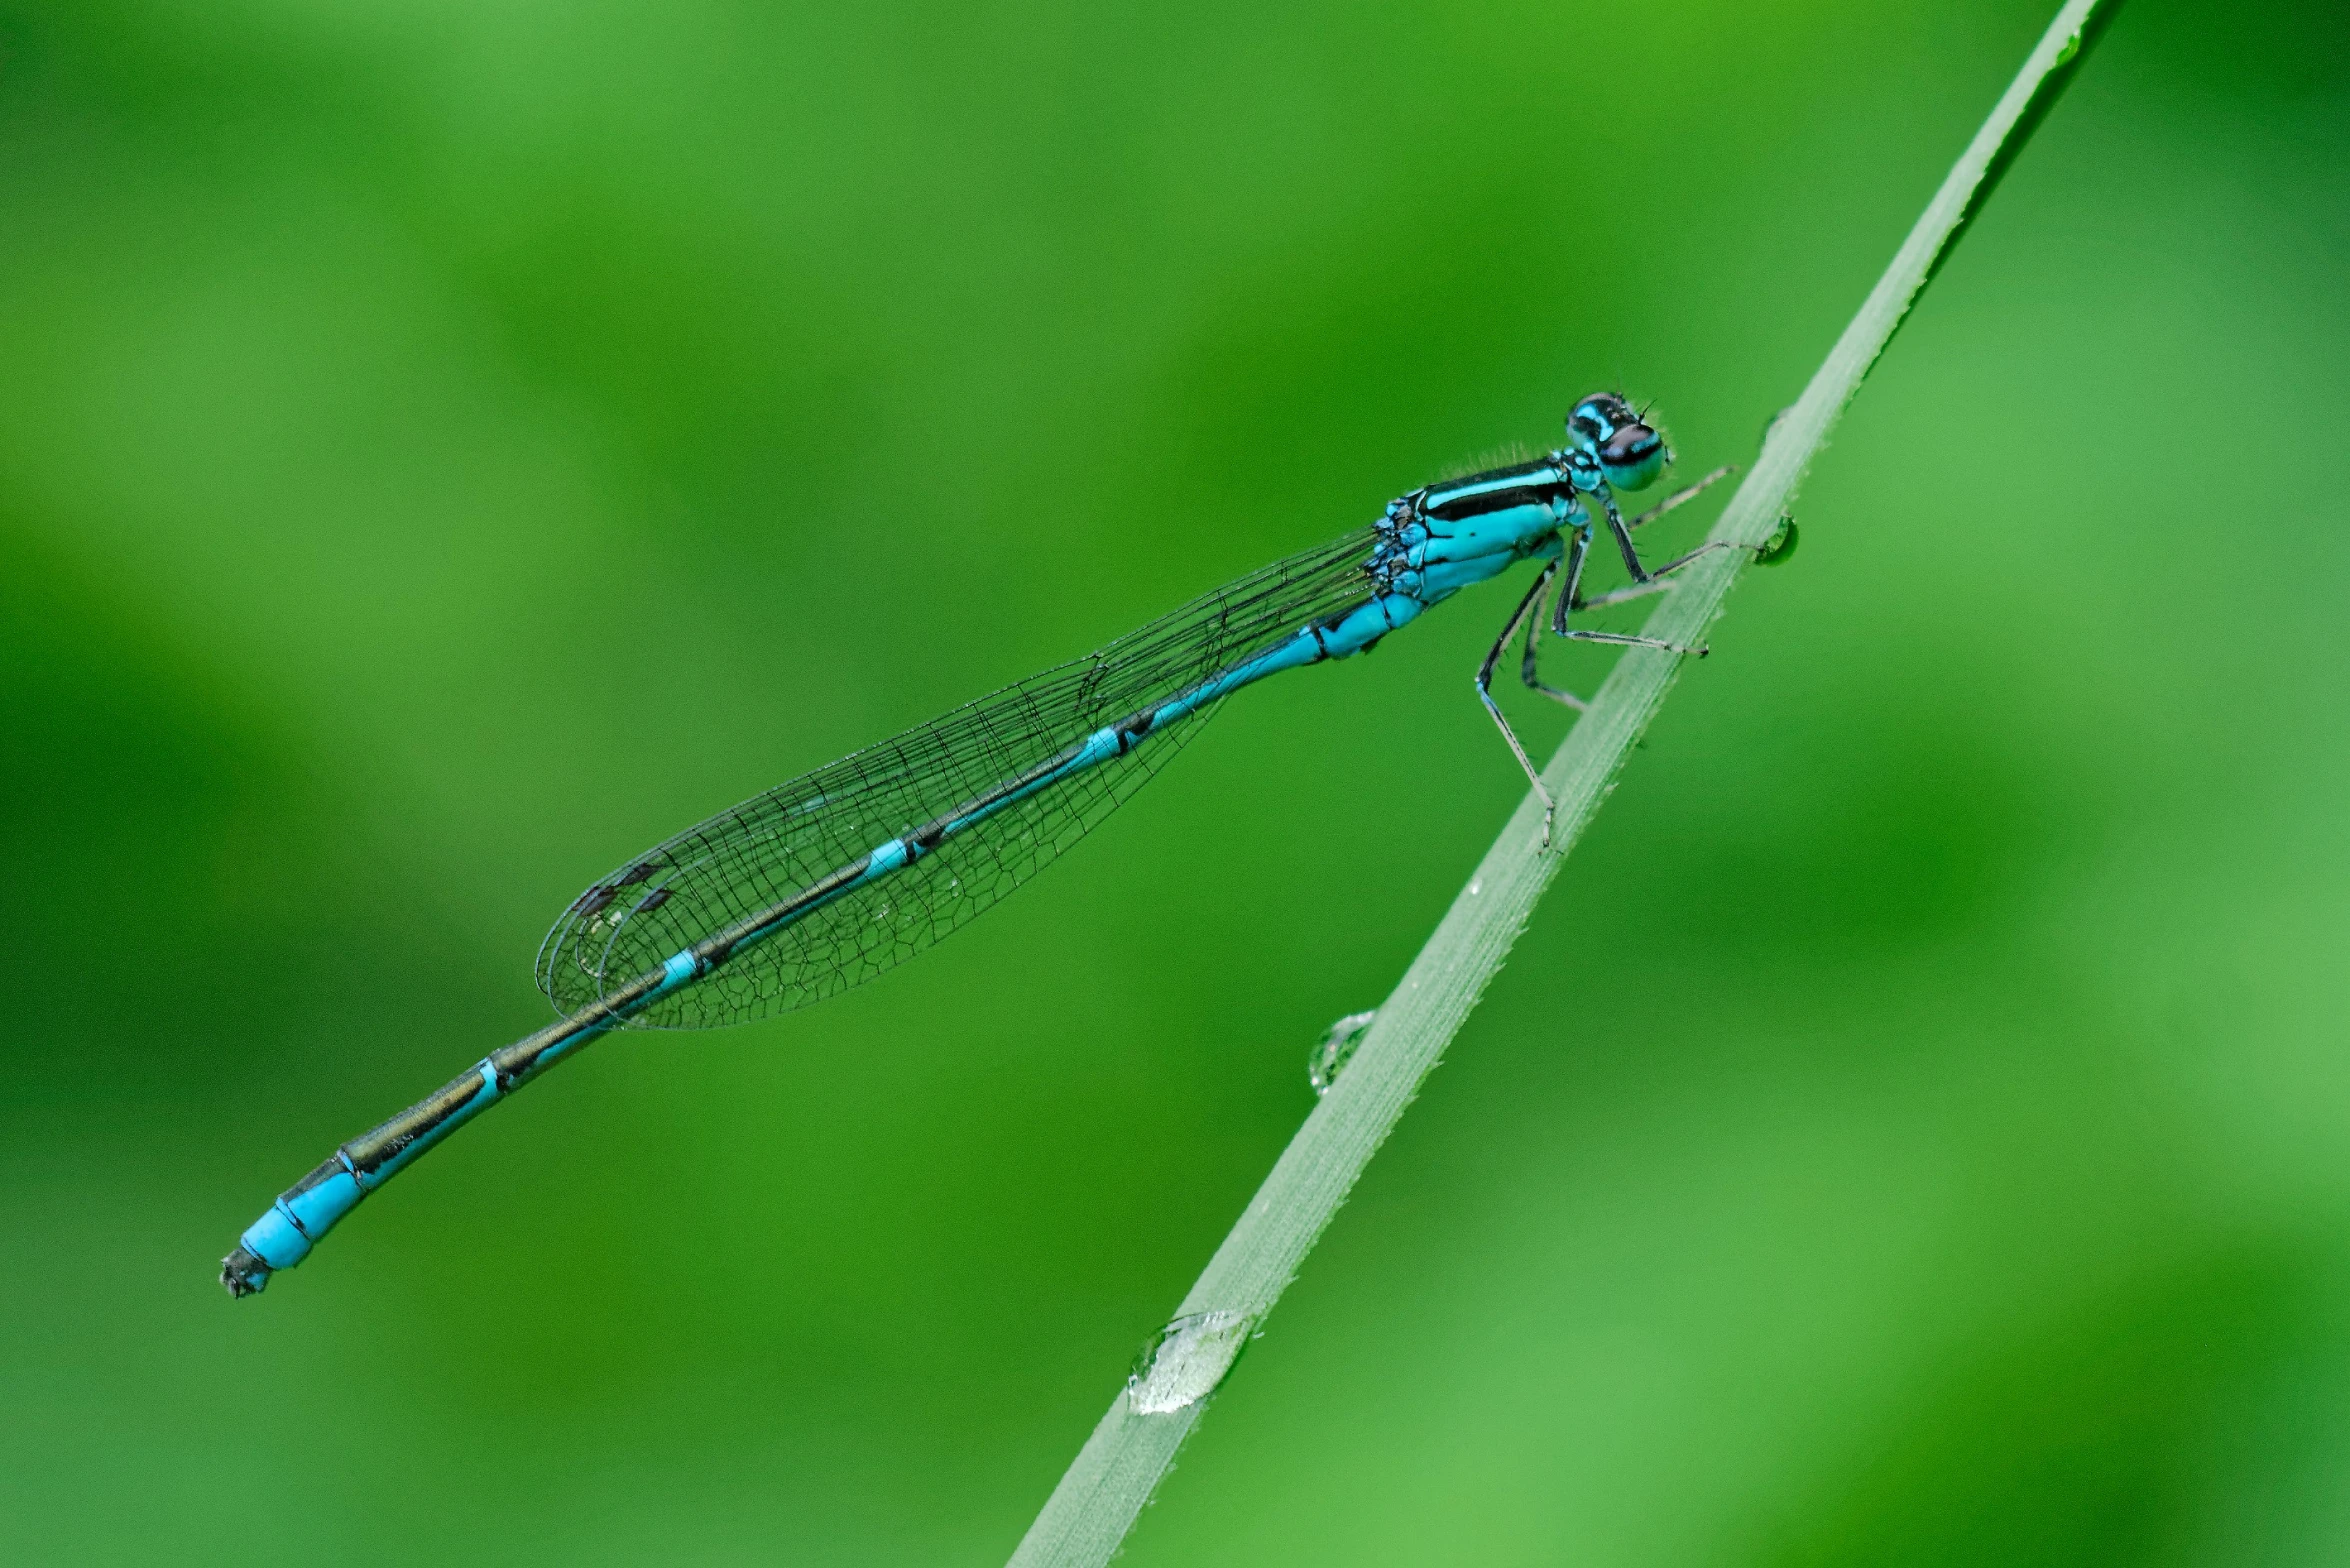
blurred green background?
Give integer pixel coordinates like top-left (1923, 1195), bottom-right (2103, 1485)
top-left (4, 0), bottom-right (2347, 1562)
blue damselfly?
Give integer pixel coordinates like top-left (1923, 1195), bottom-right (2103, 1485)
top-left (221, 393), bottom-right (1744, 1296)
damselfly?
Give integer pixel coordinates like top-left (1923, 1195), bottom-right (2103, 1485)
top-left (220, 392), bottom-right (1745, 1297)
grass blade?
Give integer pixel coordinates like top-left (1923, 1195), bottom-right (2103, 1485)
top-left (1007, 2), bottom-right (2120, 1561)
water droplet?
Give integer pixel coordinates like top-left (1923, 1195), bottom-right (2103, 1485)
top-left (1468, 878), bottom-right (1482, 896)
top-left (1126, 1309), bottom-right (1253, 1415)
top-left (1307, 1011), bottom-right (1376, 1096)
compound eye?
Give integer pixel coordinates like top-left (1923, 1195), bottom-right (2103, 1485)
top-left (1599, 424), bottom-right (1666, 491)
top-left (1566, 393), bottom-right (1617, 446)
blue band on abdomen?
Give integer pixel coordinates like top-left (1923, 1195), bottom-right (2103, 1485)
top-left (656, 949), bottom-right (699, 995)
top-left (240, 1205), bottom-right (313, 1269)
top-left (240, 1161), bottom-right (366, 1269)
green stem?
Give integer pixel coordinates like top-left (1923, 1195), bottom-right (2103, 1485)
top-left (1007, 2), bottom-right (2120, 1561)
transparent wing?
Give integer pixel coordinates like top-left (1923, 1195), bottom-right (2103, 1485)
top-left (536, 525), bottom-right (1384, 1028)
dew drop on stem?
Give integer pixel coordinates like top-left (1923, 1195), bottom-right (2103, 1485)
top-left (1125, 1310), bottom-right (1254, 1415)
top-left (1307, 1011), bottom-right (1376, 1097)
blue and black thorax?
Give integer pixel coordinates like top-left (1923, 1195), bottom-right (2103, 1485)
top-left (1369, 451), bottom-right (1593, 604)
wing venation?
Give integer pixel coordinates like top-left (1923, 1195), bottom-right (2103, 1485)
top-left (535, 526), bottom-right (1382, 1028)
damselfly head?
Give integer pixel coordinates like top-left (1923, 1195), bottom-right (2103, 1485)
top-left (1567, 391), bottom-right (1670, 492)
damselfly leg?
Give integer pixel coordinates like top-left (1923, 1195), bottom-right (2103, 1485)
top-left (1573, 465), bottom-right (1739, 612)
top-left (1475, 560), bottom-right (1565, 845)
top-left (1597, 488), bottom-right (1652, 583)
top-left (1549, 527), bottom-right (1704, 655)
top-left (1485, 465), bottom-right (1737, 845)
top-left (1519, 599), bottom-right (1588, 715)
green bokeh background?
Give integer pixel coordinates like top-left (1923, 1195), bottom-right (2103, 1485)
top-left (5, 1), bottom-right (2347, 1562)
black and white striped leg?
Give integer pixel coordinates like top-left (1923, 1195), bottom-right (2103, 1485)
top-left (1553, 528), bottom-right (1704, 656)
top-left (1521, 534), bottom-right (1591, 713)
top-left (1475, 560), bottom-right (1564, 847)
top-left (1572, 465), bottom-right (1743, 611)
top-left (1627, 465), bottom-right (1736, 533)
top-left (1520, 603), bottom-right (1589, 713)
top-left (1585, 540), bottom-right (1748, 607)
top-left (1597, 488), bottom-right (1650, 582)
